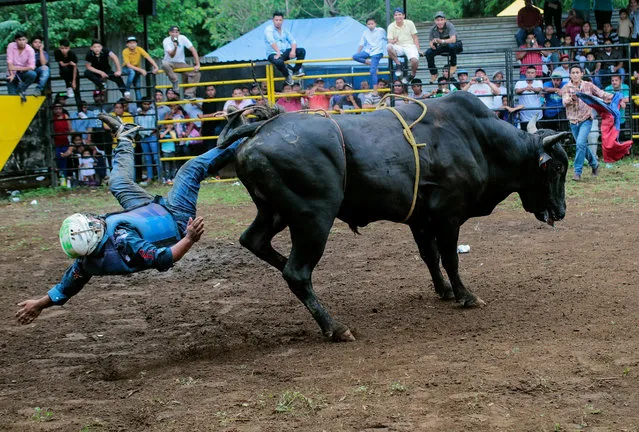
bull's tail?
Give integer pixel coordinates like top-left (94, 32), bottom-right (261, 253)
top-left (217, 104), bottom-right (284, 149)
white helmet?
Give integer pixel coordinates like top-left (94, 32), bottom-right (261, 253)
top-left (59, 213), bottom-right (105, 258)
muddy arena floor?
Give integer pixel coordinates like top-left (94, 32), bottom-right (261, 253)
top-left (1, 178), bottom-right (639, 431)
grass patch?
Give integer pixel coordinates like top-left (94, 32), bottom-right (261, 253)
top-left (274, 390), bottom-right (325, 415)
top-left (30, 407), bottom-right (53, 421)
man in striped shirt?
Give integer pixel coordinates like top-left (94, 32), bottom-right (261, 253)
top-left (562, 65), bottom-right (613, 181)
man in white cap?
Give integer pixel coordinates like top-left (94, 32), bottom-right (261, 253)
top-left (425, 11), bottom-right (464, 83)
top-left (386, 7), bottom-right (421, 84)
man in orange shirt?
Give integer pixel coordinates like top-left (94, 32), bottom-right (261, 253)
top-left (122, 36), bottom-right (159, 101)
top-left (306, 78), bottom-right (331, 110)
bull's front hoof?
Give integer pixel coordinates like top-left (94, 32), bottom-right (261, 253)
top-left (331, 329), bottom-right (356, 342)
top-left (437, 287), bottom-right (456, 301)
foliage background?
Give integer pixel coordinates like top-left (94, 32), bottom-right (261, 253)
top-left (0, 0), bottom-right (631, 56)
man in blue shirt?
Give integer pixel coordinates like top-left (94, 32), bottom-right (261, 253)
top-left (604, 73), bottom-right (630, 140)
top-left (542, 69), bottom-right (567, 131)
top-left (264, 11), bottom-right (306, 86)
top-left (16, 113), bottom-right (243, 325)
top-left (352, 17), bottom-right (387, 88)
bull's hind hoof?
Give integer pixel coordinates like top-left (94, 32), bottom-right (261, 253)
top-left (331, 329), bottom-right (356, 342)
top-left (460, 294), bottom-right (486, 308)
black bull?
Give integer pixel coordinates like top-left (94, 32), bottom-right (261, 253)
top-left (217, 92), bottom-right (569, 342)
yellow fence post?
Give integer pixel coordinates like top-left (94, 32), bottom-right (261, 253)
top-left (267, 64), bottom-right (276, 106)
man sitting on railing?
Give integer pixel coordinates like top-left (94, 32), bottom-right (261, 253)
top-left (6, 31), bottom-right (36, 101)
top-left (387, 7), bottom-right (421, 84)
top-left (265, 12), bottom-right (306, 86)
top-left (161, 25), bottom-right (201, 98)
top-left (352, 17), bottom-right (387, 88)
top-left (425, 11), bottom-right (463, 84)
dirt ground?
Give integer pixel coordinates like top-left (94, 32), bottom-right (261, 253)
top-left (1, 182), bottom-right (639, 432)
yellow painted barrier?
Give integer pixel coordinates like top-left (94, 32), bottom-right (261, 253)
top-left (0, 95), bottom-right (45, 172)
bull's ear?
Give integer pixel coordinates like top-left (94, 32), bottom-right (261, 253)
top-left (542, 132), bottom-right (571, 152)
top-left (539, 152), bottom-right (552, 168)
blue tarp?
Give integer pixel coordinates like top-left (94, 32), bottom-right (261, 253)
top-left (205, 16), bottom-right (370, 66)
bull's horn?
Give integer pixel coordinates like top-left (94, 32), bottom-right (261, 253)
top-left (527, 113), bottom-right (540, 133)
top-left (542, 132), bottom-right (571, 151)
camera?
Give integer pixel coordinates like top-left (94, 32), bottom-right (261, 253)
top-left (433, 42), bottom-right (440, 49)
top-left (436, 89), bottom-right (443, 94)
top-left (476, 77), bottom-right (483, 83)
top-left (527, 39), bottom-right (535, 47)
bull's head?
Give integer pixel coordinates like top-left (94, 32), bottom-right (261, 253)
top-left (520, 116), bottom-right (570, 226)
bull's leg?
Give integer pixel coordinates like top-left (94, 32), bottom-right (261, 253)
top-left (409, 225), bottom-right (455, 300)
top-left (435, 221), bottom-right (485, 307)
top-left (283, 217), bottom-right (355, 342)
top-left (240, 208), bottom-right (288, 271)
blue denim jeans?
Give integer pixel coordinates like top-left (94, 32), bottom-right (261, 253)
top-left (122, 67), bottom-right (142, 100)
top-left (110, 138), bottom-right (242, 235)
top-left (7, 70), bottom-right (37, 95)
top-left (140, 135), bottom-right (161, 180)
top-left (352, 51), bottom-right (383, 86)
top-left (35, 65), bottom-right (50, 92)
top-left (570, 119), bottom-right (598, 176)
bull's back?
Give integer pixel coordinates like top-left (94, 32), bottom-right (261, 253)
top-left (235, 114), bottom-right (348, 210)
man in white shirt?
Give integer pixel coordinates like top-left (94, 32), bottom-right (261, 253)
top-left (161, 25), bottom-right (201, 97)
top-left (264, 12), bottom-right (306, 86)
top-left (352, 17), bottom-right (387, 88)
top-left (386, 7), bottom-right (421, 84)
top-left (461, 68), bottom-right (501, 108)
top-left (515, 65), bottom-right (544, 130)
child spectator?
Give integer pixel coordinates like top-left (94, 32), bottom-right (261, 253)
top-left (159, 120), bottom-right (177, 184)
top-left (496, 95), bottom-right (524, 124)
top-left (618, 9), bottom-right (632, 45)
top-left (184, 97), bottom-right (204, 156)
top-left (71, 101), bottom-right (92, 142)
top-left (54, 39), bottom-right (80, 104)
top-left (168, 103), bottom-right (188, 169)
top-left (541, 40), bottom-right (560, 76)
top-left (53, 103), bottom-right (72, 175)
top-left (78, 149), bottom-right (96, 185)
top-left (84, 40), bottom-right (126, 96)
top-left (30, 35), bottom-right (50, 95)
top-left (559, 35), bottom-right (574, 61)
top-left (136, 97), bottom-right (161, 183)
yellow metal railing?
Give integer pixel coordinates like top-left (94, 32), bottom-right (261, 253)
top-left (156, 58), bottom-right (395, 148)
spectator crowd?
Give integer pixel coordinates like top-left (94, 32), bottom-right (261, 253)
top-left (5, 1), bottom-right (638, 186)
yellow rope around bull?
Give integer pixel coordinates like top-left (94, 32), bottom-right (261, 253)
top-left (375, 94), bottom-right (428, 223)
